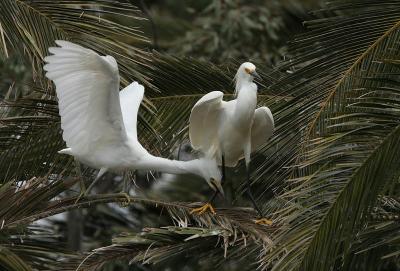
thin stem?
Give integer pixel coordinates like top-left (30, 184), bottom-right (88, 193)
top-left (246, 167), bottom-right (263, 217)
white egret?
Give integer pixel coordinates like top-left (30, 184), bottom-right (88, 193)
top-left (44, 40), bottom-right (223, 201)
top-left (189, 62), bottom-right (274, 224)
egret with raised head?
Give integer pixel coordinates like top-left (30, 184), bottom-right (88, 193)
top-left (189, 62), bottom-right (274, 224)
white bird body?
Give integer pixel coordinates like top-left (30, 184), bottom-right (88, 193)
top-left (189, 63), bottom-right (274, 167)
top-left (44, 40), bottom-right (221, 191)
top-left (189, 62), bottom-right (274, 220)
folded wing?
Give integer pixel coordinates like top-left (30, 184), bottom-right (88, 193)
top-left (251, 107), bottom-right (274, 152)
top-left (44, 40), bottom-right (127, 156)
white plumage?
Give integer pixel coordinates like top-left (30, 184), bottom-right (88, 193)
top-left (189, 62), bottom-right (274, 168)
top-left (44, 40), bottom-right (222, 193)
top-left (188, 62), bottom-right (275, 221)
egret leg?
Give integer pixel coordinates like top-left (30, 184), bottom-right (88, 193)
top-left (123, 171), bottom-right (130, 194)
top-left (84, 167), bottom-right (107, 196)
top-left (73, 160), bottom-right (86, 204)
top-left (246, 169), bottom-right (262, 215)
top-left (246, 167), bottom-right (273, 226)
top-left (74, 160), bottom-right (85, 191)
top-left (210, 155), bottom-right (226, 201)
top-left (221, 155), bottom-right (226, 185)
top-left (191, 156), bottom-right (225, 216)
top-left (119, 172), bottom-right (131, 207)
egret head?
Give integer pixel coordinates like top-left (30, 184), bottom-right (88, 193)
top-left (198, 158), bottom-right (224, 196)
top-left (234, 62), bottom-right (261, 95)
top-left (237, 62), bottom-right (261, 81)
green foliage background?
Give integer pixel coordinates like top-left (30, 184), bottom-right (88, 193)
top-left (0, 0), bottom-right (400, 271)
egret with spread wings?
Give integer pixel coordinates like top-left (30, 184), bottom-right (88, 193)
top-left (189, 62), bottom-right (274, 224)
top-left (44, 40), bottom-right (223, 201)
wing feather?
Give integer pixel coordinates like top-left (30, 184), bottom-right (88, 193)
top-left (119, 82), bottom-right (145, 141)
top-left (44, 40), bottom-right (126, 156)
top-left (189, 91), bottom-right (224, 157)
top-left (251, 107), bottom-right (275, 152)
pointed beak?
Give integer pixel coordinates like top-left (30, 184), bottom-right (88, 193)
top-left (250, 70), bottom-right (262, 81)
top-left (210, 178), bottom-right (225, 198)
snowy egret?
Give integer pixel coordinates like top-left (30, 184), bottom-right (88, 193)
top-left (189, 62), bottom-right (274, 224)
top-left (44, 40), bottom-right (223, 200)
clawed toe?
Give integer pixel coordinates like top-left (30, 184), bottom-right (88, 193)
top-left (254, 218), bottom-right (273, 226)
top-left (190, 203), bottom-right (216, 215)
top-left (119, 192), bottom-right (131, 207)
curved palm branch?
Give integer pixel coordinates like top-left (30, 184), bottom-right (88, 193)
top-left (0, 173), bottom-right (273, 269)
top-left (2, 226), bottom-right (78, 271)
top-left (259, 1), bottom-right (400, 270)
top-left (0, 247), bottom-right (31, 271)
top-left (63, 227), bottom-right (260, 271)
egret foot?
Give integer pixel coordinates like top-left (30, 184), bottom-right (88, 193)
top-left (190, 203), bottom-right (216, 215)
top-left (254, 218), bottom-right (273, 226)
top-left (118, 192), bottom-right (131, 207)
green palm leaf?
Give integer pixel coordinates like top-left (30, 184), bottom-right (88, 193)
top-left (2, 227), bottom-right (78, 271)
top-left (0, 0), bottom-right (156, 182)
top-left (0, 173), bottom-right (272, 269)
top-left (63, 226), bottom-right (263, 271)
top-left (260, 1), bottom-right (400, 270)
top-left (0, 246), bottom-right (31, 271)
top-left (0, 0), bottom-right (150, 87)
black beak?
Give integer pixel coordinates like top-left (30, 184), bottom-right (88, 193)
top-left (250, 70), bottom-right (262, 81)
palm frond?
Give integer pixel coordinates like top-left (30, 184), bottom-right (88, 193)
top-left (2, 226), bottom-right (78, 271)
top-left (346, 220), bottom-right (400, 269)
top-left (3, 192), bottom-right (274, 270)
top-left (0, 173), bottom-right (273, 269)
top-left (0, 246), bottom-right (31, 271)
top-left (63, 226), bottom-right (262, 271)
top-left (251, 0), bottom-right (400, 197)
top-left (341, 196), bottom-right (400, 270)
top-left (0, 0), bottom-right (151, 88)
top-left (259, 1), bottom-right (400, 269)
top-left (7, 193), bottom-right (272, 242)
top-left (0, 176), bottom-right (80, 270)
top-left (0, 176), bottom-right (78, 229)
top-left (0, 91), bottom-right (68, 181)
top-left (0, 0), bottom-right (157, 182)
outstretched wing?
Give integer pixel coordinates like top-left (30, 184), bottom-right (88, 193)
top-left (251, 107), bottom-right (275, 152)
top-left (189, 91), bottom-right (224, 157)
top-left (119, 82), bottom-right (145, 141)
top-left (44, 40), bottom-right (127, 156)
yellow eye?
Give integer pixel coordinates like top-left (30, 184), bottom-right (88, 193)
top-left (244, 67), bottom-right (251, 74)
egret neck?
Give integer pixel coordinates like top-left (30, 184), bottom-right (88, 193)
top-left (234, 82), bottom-right (258, 125)
top-left (138, 154), bottom-right (221, 182)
